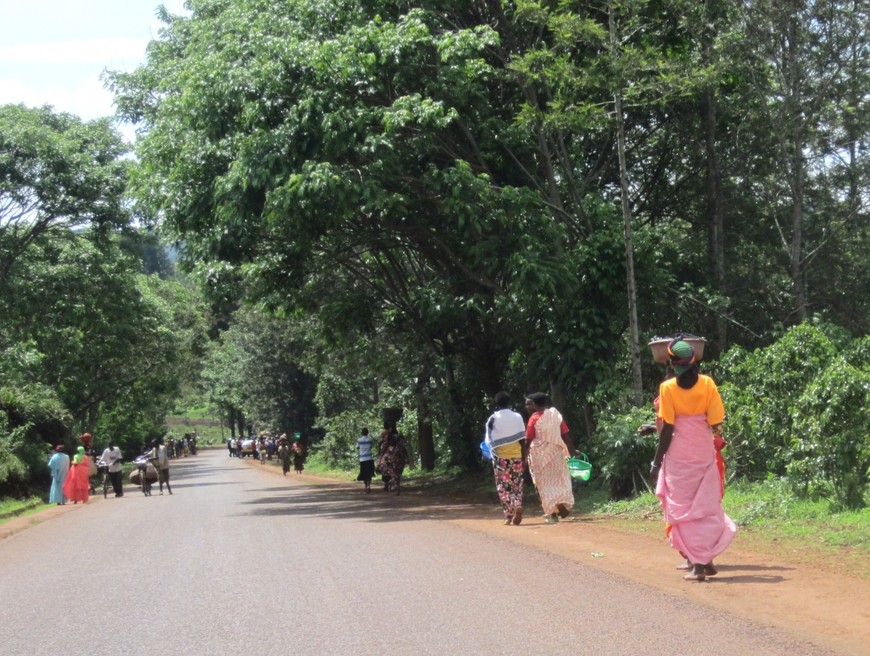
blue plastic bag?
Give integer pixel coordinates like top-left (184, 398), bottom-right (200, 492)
top-left (479, 440), bottom-right (492, 461)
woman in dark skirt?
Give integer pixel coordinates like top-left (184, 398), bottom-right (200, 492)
top-left (291, 436), bottom-right (306, 474)
top-left (356, 428), bottom-right (375, 493)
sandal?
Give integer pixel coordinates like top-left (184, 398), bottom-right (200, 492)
top-left (504, 516), bottom-right (513, 525)
top-left (512, 507), bottom-right (523, 526)
top-left (683, 572), bottom-right (706, 582)
top-left (676, 560), bottom-right (692, 571)
top-left (704, 563), bottom-right (718, 576)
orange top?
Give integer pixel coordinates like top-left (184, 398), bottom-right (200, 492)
top-left (657, 374), bottom-right (725, 426)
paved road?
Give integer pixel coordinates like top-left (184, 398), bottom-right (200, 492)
top-left (0, 449), bottom-right (830, 655)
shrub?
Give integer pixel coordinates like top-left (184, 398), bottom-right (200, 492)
top-left (592, 405), bottom-right (658, 499)
top-left (718, 324), bottom-right (837, 479)
top-left (791, 360), bottom-right (870, 509)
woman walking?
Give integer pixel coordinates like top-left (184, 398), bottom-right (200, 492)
top-left (377, 425), bottom-right (409, 495)
top-left (651, 339), bottom-right (736, 582)
top-left (356, 428), bottom-right (376, 493)
top-left (485, 392), bottom-right (526, 525)
top-left (524, 393), bottom-right (576, 523)
top-left (291, 436), bottom-right (306, 474)
top-left (47, 445), bottom-right (70, 505)
top-left (62, 446), bottom-right (90, 504)
top-left (277, 435), bottom-right (291, 476)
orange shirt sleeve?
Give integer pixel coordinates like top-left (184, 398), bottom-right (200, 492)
top-left (658, 381), bottom-right (675, 425)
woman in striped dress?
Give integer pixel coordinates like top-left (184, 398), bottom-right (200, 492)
top-left (524, 393), bottom-right (576, 523)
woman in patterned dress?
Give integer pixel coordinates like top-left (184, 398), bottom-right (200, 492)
top-left (524, 393), bottom-right (576, 523)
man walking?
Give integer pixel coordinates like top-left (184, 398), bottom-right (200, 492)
top-left (152, 438), bottom-right (172, 495)
top-left (100, 440), bottom-right (124, 497)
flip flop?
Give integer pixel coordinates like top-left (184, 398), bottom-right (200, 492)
top-left (683, 572), bottom-right (706, 582)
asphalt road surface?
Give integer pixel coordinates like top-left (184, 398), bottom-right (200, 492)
top-left (0, 449), bottom-right (831, 655)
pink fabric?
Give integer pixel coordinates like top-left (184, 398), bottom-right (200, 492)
top-left (656, 414), bottom-right (735, 564)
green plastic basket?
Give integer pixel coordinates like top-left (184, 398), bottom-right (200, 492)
top-left (567, 454), bottom-right (592, 481)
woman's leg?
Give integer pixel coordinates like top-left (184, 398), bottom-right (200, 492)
top-left (492, 458), bottom-right (513, 522)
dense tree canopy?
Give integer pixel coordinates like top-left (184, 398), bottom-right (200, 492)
top-left (108, 0), bottom-right (868, 475)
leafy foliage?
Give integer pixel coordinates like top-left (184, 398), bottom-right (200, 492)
top-left (791, 360), bottom-right (869, 509)
top-left (591, 405), bottom-right (658, 499)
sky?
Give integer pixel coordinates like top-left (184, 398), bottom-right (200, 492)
top-left (0, 0), bottom-right (187, 138)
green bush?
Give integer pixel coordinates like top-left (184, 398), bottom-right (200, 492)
top-left (791, 360), bottom-right (869, 509)
top-left (718, 324), bottom-right (837, 479)
top-left (592, 405), bottom-right (658, 499)
top-left (0, 346), bottom-right (70, 496)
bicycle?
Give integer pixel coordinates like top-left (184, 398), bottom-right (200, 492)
top-left (133, 454), bottom-right (158, 497)
top-left (96, 458), bottom-right (110, 498)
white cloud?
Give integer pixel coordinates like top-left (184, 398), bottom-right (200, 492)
top-left (0, 73), bottom-right (114, 120)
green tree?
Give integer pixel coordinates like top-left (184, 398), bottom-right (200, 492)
top-left (0, 104), bottom-right (129, 286)
top-left (200, 310), bottom-right (318, 439)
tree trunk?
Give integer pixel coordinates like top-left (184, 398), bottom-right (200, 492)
top-left (609, 4), bottom-right (643, 406)
top-left (790, 138), bottom-right (806, 322)
top-left (414, 371), bottom-right (435, 471)
top-left (702, 83), bottom-right (728, 354)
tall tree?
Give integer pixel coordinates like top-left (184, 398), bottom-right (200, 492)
top-left (0, 104), bottom-right (129, 286)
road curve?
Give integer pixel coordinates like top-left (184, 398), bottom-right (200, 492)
top-left (0, 449), bottom-right (830, 655)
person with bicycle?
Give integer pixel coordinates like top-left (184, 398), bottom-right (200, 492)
top-left (151, 438), bottom-right (172, 495)
top-left (99, 440), bottom-right (124, 497)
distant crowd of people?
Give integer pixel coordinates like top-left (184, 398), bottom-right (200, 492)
top-left (227, 432), bottom-right (306, 475)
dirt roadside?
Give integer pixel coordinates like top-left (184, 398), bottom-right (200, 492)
top-left (286, 467), bottom-right (870, 656)
top-left (5, 463), bottom-right (867, 656)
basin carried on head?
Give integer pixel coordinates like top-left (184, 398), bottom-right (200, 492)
top-left (382, 407), bottom-right (404, 427)
top-left (648, 335), bottom-right (706, 364)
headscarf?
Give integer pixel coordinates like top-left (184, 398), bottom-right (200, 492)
top-left (55, 445), bottom-right (65, 452)
top-left (73, 446), bottom-right (85, 464)
top-left (667, 339), bottom-right (696, 375)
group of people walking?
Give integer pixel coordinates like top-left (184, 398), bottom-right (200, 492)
top-left (484, 391), bottom-right (577, 527)
top-left (483, 338), bottom-right (735, 582)
top-left (229, 433), bottom-right (306, 475)
top-left (355, 424), bottom-right (410, 494)
top-left (47, 433), bottom-right (175, 503)
top-left (47, 444), bottom-right (90, 505)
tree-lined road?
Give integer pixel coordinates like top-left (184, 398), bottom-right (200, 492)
top-left (0, 449), bottom-right (837, 655)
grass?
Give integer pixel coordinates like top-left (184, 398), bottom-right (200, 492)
top-left (0, 497), bottom-right (49, 521)
top-left (164, 413), bottom-right (226, 446)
